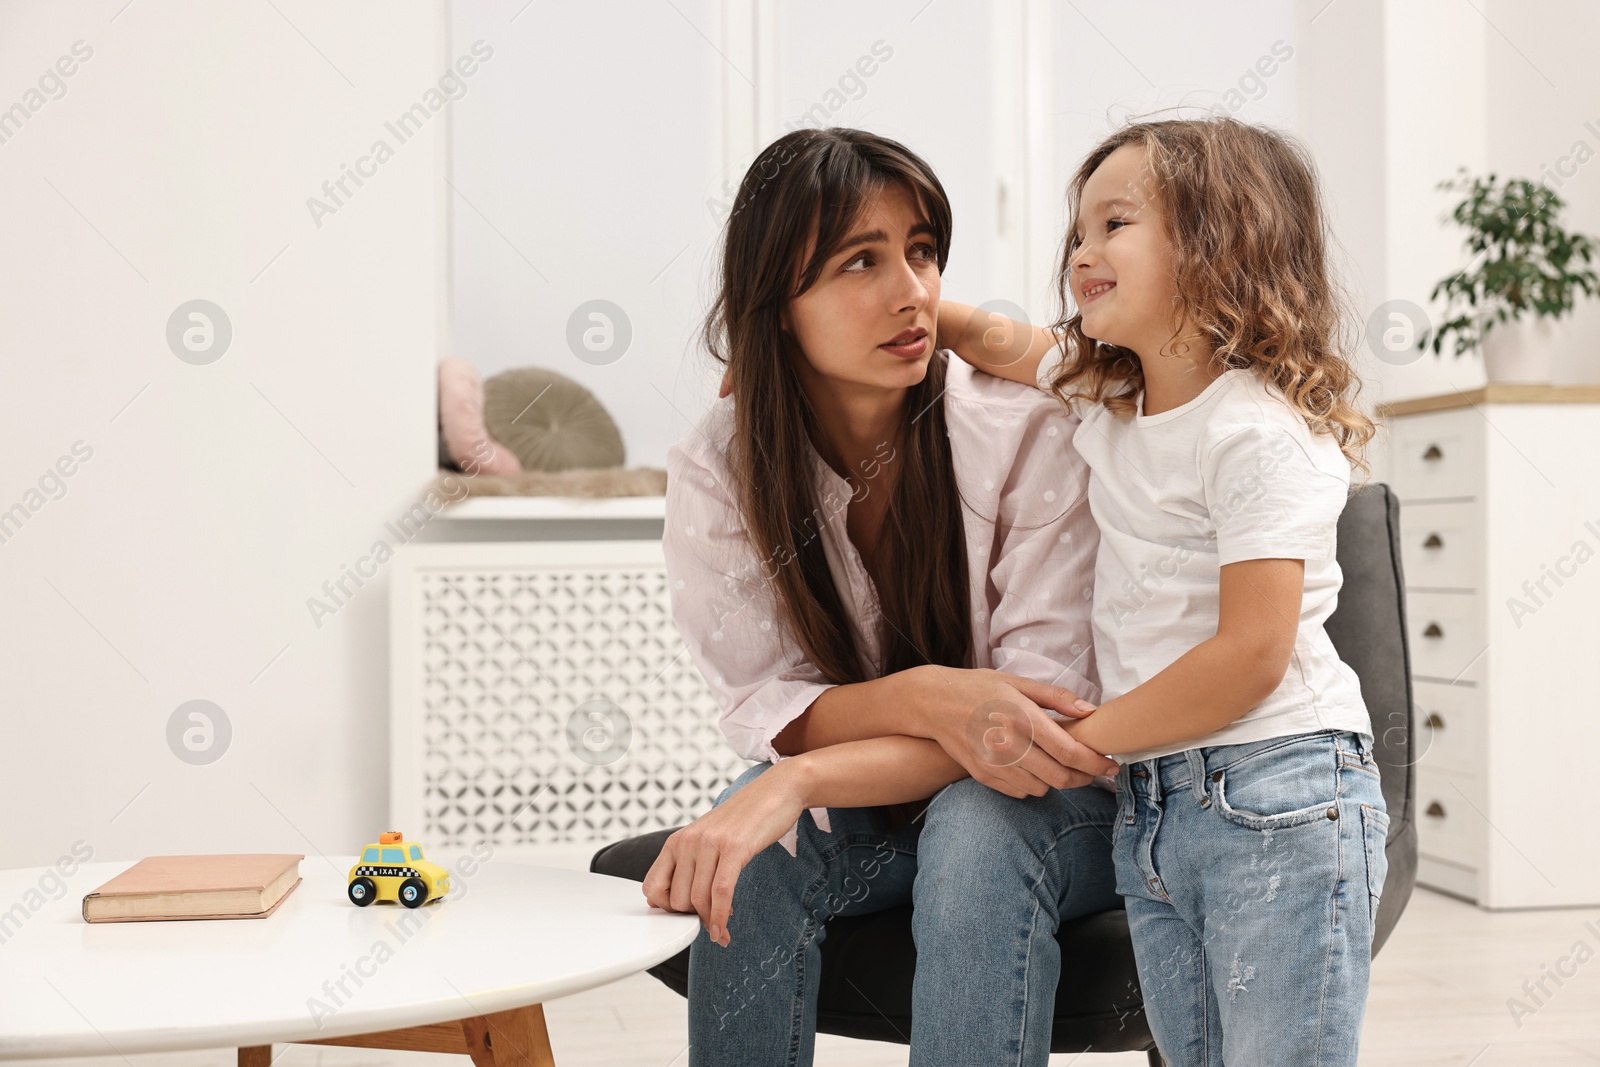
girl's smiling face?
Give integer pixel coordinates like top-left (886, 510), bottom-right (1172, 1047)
top-left (1067, 143), bottom-right (1184, 360)
top-left (782, 182), bottom-right (941, 393)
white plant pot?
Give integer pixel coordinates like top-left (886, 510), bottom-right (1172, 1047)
top-left (1478, 315), bottom-right (1559, 384)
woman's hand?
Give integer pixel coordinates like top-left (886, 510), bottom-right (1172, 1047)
top-left (915, 666), bottom-right (1119, 797)
top-left (640, 758), bottom-right (809, 948)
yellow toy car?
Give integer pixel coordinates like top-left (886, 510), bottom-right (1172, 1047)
top-left (347, 831), bottom-right (450, 908)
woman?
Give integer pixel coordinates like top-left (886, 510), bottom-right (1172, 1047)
top-left (641, 128), bottom-right (1118, 1066)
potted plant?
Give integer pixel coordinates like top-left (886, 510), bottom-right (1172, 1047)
top-left (1421, 169), bottom-right (1598, 383)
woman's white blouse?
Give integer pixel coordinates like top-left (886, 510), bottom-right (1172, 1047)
top-left (662, 353), bottom-right (1100, 854)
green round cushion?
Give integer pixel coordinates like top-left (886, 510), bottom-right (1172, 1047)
top-left (482, 367), bottom-right (625, 472)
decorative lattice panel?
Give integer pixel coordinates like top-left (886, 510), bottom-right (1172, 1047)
top-left (391, 541), bottom-right (749, 852)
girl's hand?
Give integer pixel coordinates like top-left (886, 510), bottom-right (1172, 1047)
top-left (937, 300), bottom-right (1062, 389)
top-left (1071, 699), bottom-right (1124, 793)
top-left (640, 759), bottom-right (809, 948)
top-left (919, 666), bottom-right (1119, 797)
top-left (719, 300), bottom-right (1058, 398)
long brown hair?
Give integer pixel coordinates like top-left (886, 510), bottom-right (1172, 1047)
top-left (701, 128), bottom-right (971, 684)
top-left (1045, 117), bottom-right (1377, 484)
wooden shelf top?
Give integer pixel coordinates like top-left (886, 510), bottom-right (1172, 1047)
top-left (1377, 383), bottom-right (1600, 418)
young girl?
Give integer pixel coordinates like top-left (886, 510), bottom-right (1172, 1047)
top-left (939, 117), bottom-right (1388, 1066)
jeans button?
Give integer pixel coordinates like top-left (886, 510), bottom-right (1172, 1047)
top-left (1327, 807), bottom-right (1339, 820)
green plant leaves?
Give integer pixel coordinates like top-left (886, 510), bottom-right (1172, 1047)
top-left (1420, 167), bottom-right (1599, 356)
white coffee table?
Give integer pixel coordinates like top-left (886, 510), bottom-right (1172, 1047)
top-left (0, 855), bottom-right (697, 1066)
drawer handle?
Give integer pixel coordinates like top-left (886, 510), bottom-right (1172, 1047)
top-left (1426, 801), bottom-right (1447, 818)
top-left (1423, 444), bottom-right (1444, 461)
top-left (1425, 712), bottom-right (1445, 730)
top-left (1423, 622), bottom-right (1444, 638)
top-left (1423, 533), bottom-right (1444, 549)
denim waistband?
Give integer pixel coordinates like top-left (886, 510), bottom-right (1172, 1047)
top-left (1119, 729), bottom-right (1374, 806)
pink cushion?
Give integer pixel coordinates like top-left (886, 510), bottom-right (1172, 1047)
top-left (439, 357), bottom-right (522, 476)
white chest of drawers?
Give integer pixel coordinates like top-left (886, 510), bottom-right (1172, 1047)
top-left (1377, 385), bottom-right (1600, 908)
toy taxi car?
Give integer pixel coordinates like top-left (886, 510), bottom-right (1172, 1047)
top-left (346, 831), bottom-right (449, 908)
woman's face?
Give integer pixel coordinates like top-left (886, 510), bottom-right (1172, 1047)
top-left (1068, 143), bottom-right (1183, 358)
top-left (783, 183), bottom-right (941, 395)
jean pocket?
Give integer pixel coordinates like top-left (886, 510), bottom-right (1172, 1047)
top-left (1361, 802), bottom-right (1391, 932)
top-left (1213, 734), bottom-right (1340, 832)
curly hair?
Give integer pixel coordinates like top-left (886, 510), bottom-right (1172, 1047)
top-left (1044, 117), bottom-right (1377, 485)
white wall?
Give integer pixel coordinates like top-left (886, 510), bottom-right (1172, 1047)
top-left (1, 2), bottom-right (443, 871)
top-left (1299, 0), bottom-right (1600, 410)
top-left (1484, 0), bottom-right (1600, 385)
top-left (1294, 0), bottom-right (1388, 405)
top-left (449, 0), bottom-right (1304, 469)
top-left (447, 0), bottom-right (723, 471)
top-left (1381, 0), bottom-right (1490, 401)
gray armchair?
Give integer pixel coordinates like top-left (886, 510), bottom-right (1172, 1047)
top-left (591, 481), bottom-right (1418, 1062)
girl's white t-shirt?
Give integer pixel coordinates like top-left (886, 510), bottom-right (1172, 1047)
top-left (1038, 360), bottom-right (1373, 763)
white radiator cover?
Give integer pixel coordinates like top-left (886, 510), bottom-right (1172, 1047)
top-left (391, 540), bottom-right (748, 860)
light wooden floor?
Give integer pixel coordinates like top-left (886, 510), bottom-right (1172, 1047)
top-left (12, 887), bottom-right (1599, 1066)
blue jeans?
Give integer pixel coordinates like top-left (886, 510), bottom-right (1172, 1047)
top-left (686, 761), bottom-right (1120, 1066)
top-left (1113, 729), bottom-right (1390, 1067)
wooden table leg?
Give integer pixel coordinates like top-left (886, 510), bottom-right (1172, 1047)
top-left (289, 1002), bottom-right (556, 1066)
top-left (237, 1047), bottom-right (272, 1067)
top-left (462, 1004), bottom-right (556, 1067)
